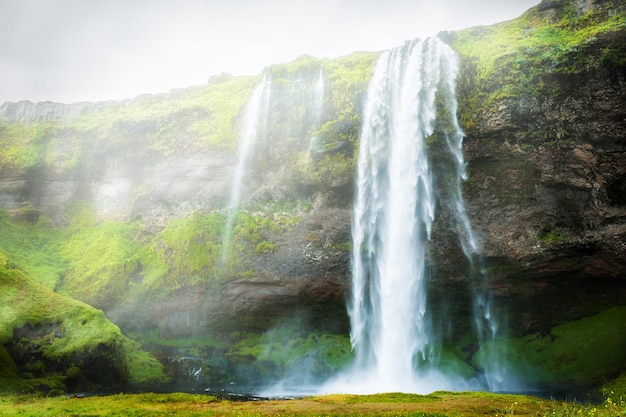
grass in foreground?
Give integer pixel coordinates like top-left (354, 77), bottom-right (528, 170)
top-left (0, 391), bottom-right (625, 417)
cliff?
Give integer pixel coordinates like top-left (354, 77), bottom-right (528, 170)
top-left (450, 0), bottom-right (626, 334)
top-left (0, 0), bottom-right (624, 395)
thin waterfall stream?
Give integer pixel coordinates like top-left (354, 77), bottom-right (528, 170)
top-left (220, 74), bottom-right (271, 268)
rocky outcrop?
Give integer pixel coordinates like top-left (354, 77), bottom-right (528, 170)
top-left (450, 5), bottom-right (626, 340)
top-left (0, 260), bottom-right (130, 392)
top-left (0, 100), bottom-right (113, 123)
top-left (107, 205), bottom-right (353, 339)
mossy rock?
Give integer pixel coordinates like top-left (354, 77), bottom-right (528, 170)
top-left (226, 326), bottom-right (354, 382)
top-left (0, 251), bottom-right (165, 392)
top-left (474, 306), bottom-right (626, 393)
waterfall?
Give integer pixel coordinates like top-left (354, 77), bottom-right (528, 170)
top-left (221, 64), bottom-right (325, 270)
top-left (220, 74), bottom-right (271, 267)
top-left (314, 66), bottom-right (325, 128)
top-left (325, 37), bottom-right (488, 394)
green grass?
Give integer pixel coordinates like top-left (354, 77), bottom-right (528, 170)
top-left (62, 218), bottom-right (143, 307)
top-left (0, 252), bottom-right (114, 346)
top-left (452, 6), bottom-right (626, 82)
top-left (0, 391), bottom-right (624, 416)
top-left (124, 338), bottom-right (169, 385)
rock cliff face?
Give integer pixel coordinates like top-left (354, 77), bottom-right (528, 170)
top-left (451, 0), bottom-right (626, 335)
top-left (0, 0), bottom-right (625, 393)
top-left (0, 100), bottom-right (108, 123)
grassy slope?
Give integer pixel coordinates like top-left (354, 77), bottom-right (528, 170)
top-left (0, 212), bottom-right (65, 290)
top-left (0, 251), bottom-right (115, 392)
top-left (0, 250), bottom-right (166, 392)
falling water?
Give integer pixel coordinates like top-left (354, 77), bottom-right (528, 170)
top-left (432, 44), bottom-right (512, 391)
top-left (220, 74), bottom-right (271, 267)
top-left (314, 66), bottom-right (325, 128)
top-left (326, 37), bottom-right (485, 394)
top-left (473, 279), bottom-right (519, 391)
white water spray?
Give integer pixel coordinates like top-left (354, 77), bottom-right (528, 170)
top-left (220, 75), bottom-right (271, 267)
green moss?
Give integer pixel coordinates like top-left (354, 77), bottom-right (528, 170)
top-left (229, 329), bottom-right (354, 376)
top-left (0, 123), bottom-right (50, 175)
top-left (0, 212), bottom-right (66, 290)
top-left (452, 7), bottom-right (625, 82)
top-left (130, 329), bottom-right (226, 350)
top-left (1, 251), bottom-right (166, 390)
top-left (124, 338), bottom-right (169, 384)
top-left (323, 51), bottom-right (378, 123)
top-left (0, 347), bottom-right (19, 380)
top-left (62, 218), bottom-right (142, 306)
top-left (140, 211), bottom-right (226, 291)
top-left (295, 151), bottom-right (356, 187)
top-left (0, 193), bottom-right (308, 314)
top-left (538, 228), bottom-right (565, 243)
top-left (255, 241), bottom-right (276, 254)
top-left (475, 306), bottom-right (626, 388)
top-left (450, 4), bottom-right (626, 136)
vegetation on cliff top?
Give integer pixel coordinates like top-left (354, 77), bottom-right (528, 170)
top-left (449, 0), bottom-right (626, 135)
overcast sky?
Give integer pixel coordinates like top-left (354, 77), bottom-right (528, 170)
top-left (0, 0), bottom-right (539, 104)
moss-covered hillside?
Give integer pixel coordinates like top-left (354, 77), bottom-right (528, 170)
top-left (0, 51), bottom-right (378, 393)
top-left (0, 249), bottom-right (167, 393)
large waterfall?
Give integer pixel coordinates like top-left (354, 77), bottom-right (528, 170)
top-left (324, 37), bottom-right (486, 394)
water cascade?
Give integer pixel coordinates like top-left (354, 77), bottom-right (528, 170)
top-left (325, 37), bottom-right (490, 394)
top-left (220, 65), bottom-right (325, 268)
top-left (314, 66), bottom-right (325, 128)
top-left (220, 74), bottom-right (271, 267)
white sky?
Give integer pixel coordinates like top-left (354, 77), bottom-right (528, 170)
top-left (0, 0), bottom-right (539, 104)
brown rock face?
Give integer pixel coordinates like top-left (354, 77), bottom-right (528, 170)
top-left (463, 57), bottom-right (626, 267)
top-left (452, 27), bottom-right (626, 333)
